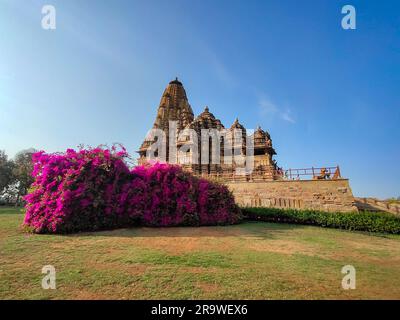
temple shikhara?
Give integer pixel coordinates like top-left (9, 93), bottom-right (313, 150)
top-left (138, 78), bottom-right (279, 180)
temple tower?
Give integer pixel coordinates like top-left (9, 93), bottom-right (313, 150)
top-left (138, 78), bottom-right (194, 163)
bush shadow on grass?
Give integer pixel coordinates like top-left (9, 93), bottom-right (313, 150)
top-left (62, 221), bottom-right (303, 239)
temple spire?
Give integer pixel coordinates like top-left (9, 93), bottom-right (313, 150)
top-left (149, 78), bottom-right (194, 134)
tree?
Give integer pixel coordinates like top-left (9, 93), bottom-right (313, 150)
top-left (0, 150), bottom-right (15, 193)
top-left (12, 149), bottom-right (36, 204)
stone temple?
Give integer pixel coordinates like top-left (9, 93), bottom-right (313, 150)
top-left (138, 78), bottom-right (279, 180)
top-left (138, 78), bottom-right (358, 212)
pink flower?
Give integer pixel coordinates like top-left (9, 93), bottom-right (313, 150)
top-left (23, 146), bottom-right (241, 233)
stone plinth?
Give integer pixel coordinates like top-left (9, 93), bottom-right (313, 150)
top-left (226, 179), bottom-right (358, 212)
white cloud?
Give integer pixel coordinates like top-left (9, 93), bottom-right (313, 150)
top-left (281, 109), bottom-right (295, 123)
top-left (257, 94), bottom-right (296, 124)
top-left (258, 97), bottom-right (278, 115)
top-left (206, 51), bottom-right (237, 88)
top-left (194, 41), bottom-right (237, 88)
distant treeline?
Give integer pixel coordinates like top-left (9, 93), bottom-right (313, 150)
top-left (0, 149), bottom-right (36, 205)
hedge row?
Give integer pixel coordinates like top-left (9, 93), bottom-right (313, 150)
top-left (242, 207), bottom-right (400, 234)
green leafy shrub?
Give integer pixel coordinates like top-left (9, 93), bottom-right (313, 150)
top-left (242, 207), bottom-right (400, 234)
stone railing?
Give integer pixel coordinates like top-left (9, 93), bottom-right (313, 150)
top-left (194, 166), bottom-right (342, 182)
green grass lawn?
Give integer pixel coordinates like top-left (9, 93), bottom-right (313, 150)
top-left (1, 206), bottom-right (400, 299)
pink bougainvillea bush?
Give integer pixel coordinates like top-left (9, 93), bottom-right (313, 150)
top-left (23, 147), bottom-right (241, 233)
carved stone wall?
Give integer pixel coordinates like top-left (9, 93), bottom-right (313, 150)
top-left (226, 179), bottom-right (358, 212)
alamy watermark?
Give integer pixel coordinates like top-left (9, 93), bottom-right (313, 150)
top-left (142, 121), bottom-right (257, 175)
top-left (341, 265), bottom-right (356, 290)
top-left (341, 5), bottom-right (356, 30)
top-left (41, 5), bottom-right (56, 30)
top-left (41, 265), bottom-right (56, 289)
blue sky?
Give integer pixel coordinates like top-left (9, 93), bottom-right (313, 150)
top-left (0, 0), bottom-right (399, 198)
